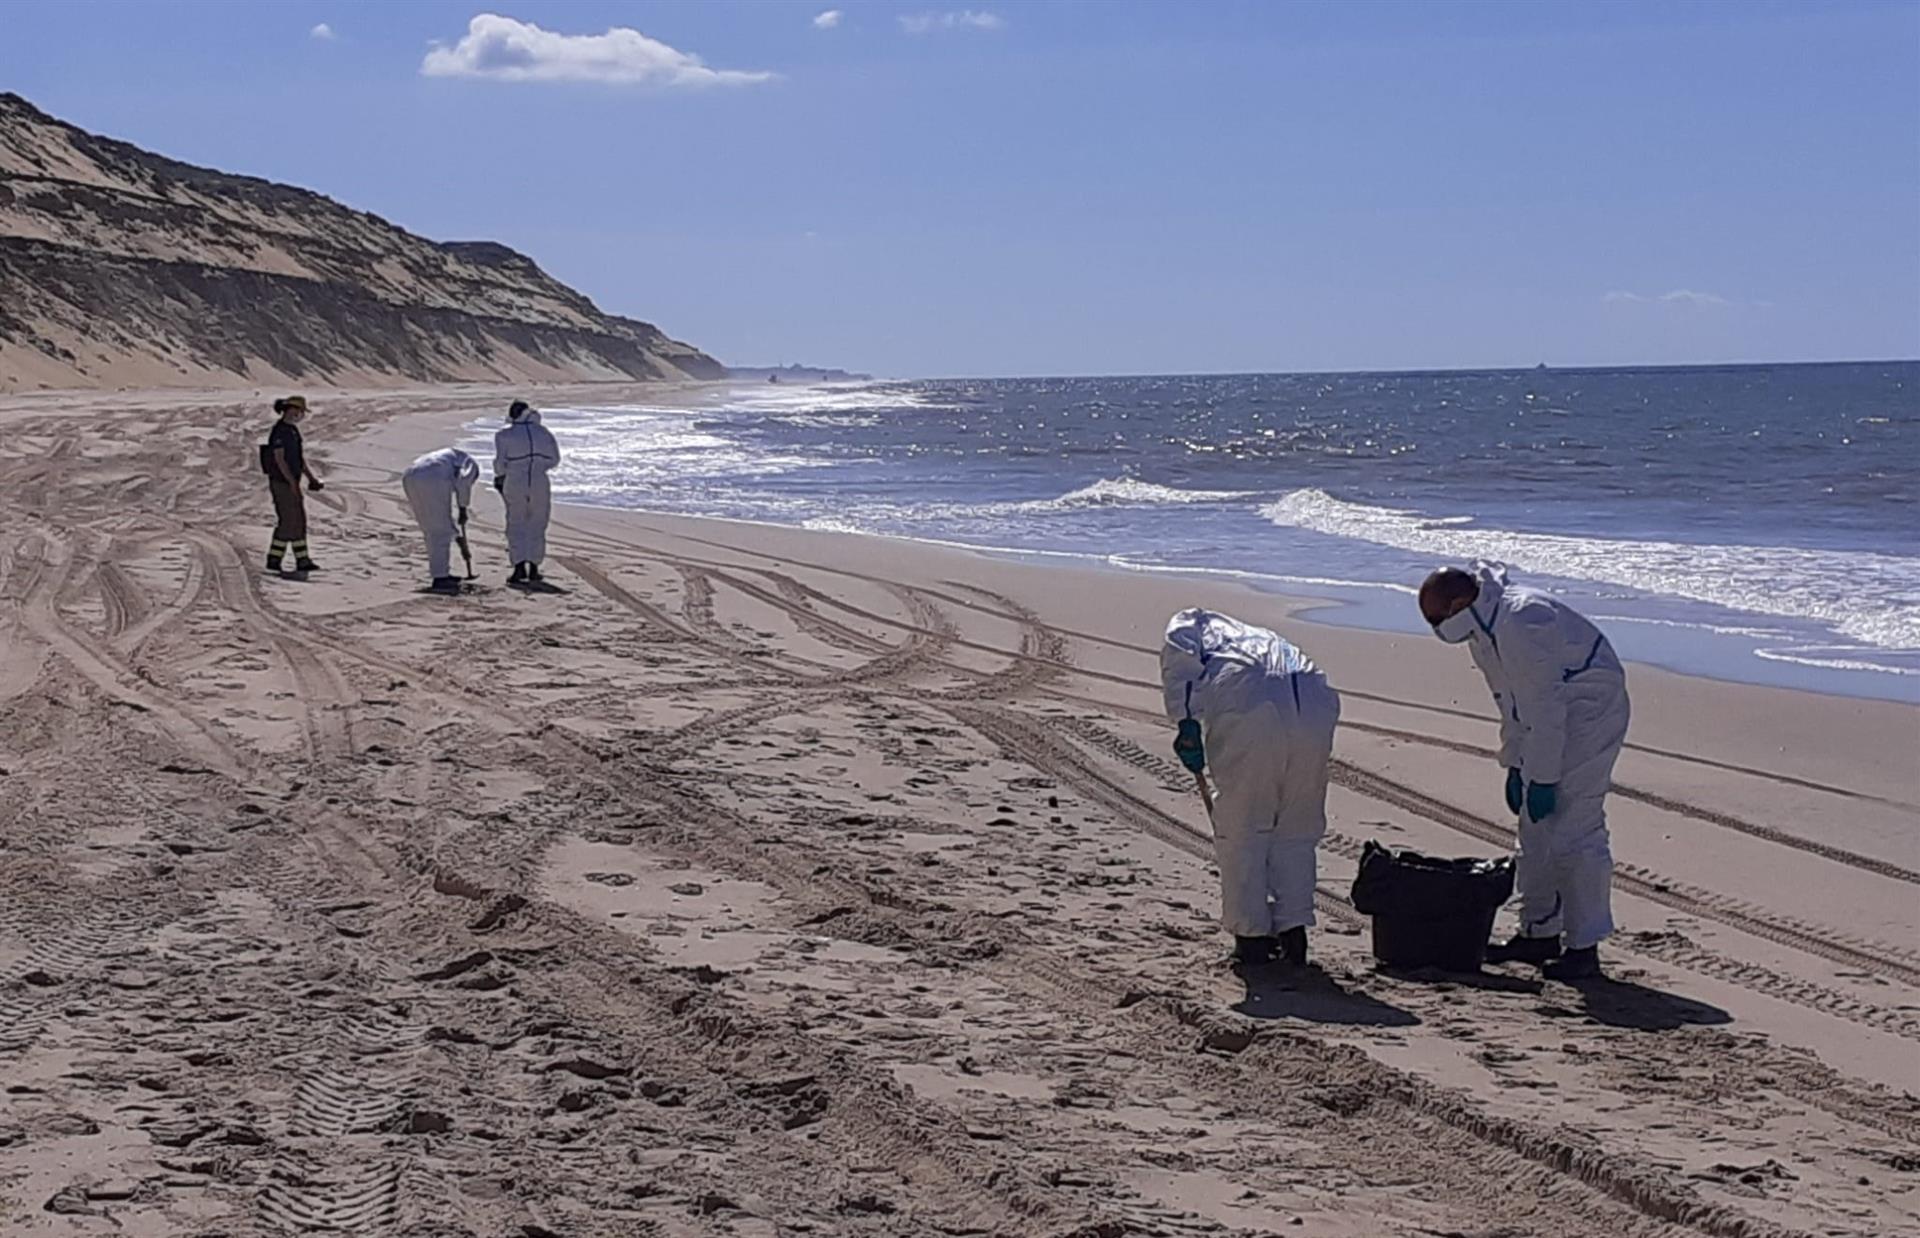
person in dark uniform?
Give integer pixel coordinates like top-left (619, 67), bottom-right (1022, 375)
top-left (263, 396), bottom-right (324, 573)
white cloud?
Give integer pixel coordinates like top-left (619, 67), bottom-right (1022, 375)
top-left (900, 10), bottom-right (1005, 34)
top-left (309, 23), bottom-right (335, 41)
top-left (421, 13), bottom-right (774, 87)
top-left (813, 9), bottom-right (844, 29)
top-left (1658, 289), bottom-right (1730, 307)
top-left (1604, 288), bottom-right (1738, 308)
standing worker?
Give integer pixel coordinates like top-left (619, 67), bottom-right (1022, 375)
top-left (1160, 608), bottom-right (1341, 968)
top-left (261, 395), bottom-right (323, 573)
top-left (492, 399), bottom-right (560, 584)
top-left (401, 446), bottom-right (481, 593)
top-left (1418, 562), bottom-right (1630, 980)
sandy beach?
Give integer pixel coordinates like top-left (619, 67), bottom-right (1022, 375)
top-left (1, 383), bottom-right (1916, 1237)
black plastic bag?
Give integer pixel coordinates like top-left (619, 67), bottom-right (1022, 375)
top-left (1350, 842), bottom-right (1516, 971)
top-left (1350, 842), bottom-right (1515, 916)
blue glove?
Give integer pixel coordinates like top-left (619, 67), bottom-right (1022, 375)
top-left (1173, 719), bottom-right (1206, 775)
top-left (1526, 781), bottom-right (1558, 823)
top-left (1505, 768), bottom-right (1524, 816)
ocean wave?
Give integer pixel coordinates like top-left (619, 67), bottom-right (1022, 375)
top-left (1106, 554), bottom-right (1420, 595)
top-left (1021, 477), bottom-right (1258, 511)
top-left (1263, 488), bottom-right (1920, 653)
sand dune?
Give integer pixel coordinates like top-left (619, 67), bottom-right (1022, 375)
top-left (0, 384), bottom-right (1915, 1236)
top-left (0, 94), bottom-right (724, 393)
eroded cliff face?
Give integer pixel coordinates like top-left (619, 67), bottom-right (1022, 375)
top-left (0, 93), bottom-right (723, 390)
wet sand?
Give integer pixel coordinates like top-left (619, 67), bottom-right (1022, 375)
top-left (1, 383), bottom-right (1915, 1236)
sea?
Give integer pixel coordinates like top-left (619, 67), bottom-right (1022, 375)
top-left (484, 363), bottom-right (1920, 703)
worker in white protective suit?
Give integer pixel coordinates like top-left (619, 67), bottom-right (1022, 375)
top-left (401, 447), bottom-right (481, 593)
top-left (1419, 563), bottom-right (1630, 980)
top-left (492, 400), bottom-right (561, 585)
top-left (1160, 609), bottom-right (1341, 968)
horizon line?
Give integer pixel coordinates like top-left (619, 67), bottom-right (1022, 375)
top-left (845, 356), bottom-right (1920, 383)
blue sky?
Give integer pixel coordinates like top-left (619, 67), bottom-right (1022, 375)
top-left (3, 0), bottom-right (1915, 376)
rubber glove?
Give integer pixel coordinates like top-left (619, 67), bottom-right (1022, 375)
top-left (1505, 768), bottom-right (1524, 816)
top-left (307, 478), bottom-right (325, 492)
top-left (492, 476), bottom-right (506, 494)
top-left (1526, 781), bottom-right (1558, 824)
top-left (1173, 719), bottom-right (1206, 775)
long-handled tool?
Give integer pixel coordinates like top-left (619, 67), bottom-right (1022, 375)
top-left (456, 509), bottom-right (475, 580)
top-left (1193, 769), bottom-right (1216, 822)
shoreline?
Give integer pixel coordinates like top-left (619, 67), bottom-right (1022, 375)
top-left (429, 382), bottom-right (1920, 705)
top-left (352, 389), bottom-right (1920, 725)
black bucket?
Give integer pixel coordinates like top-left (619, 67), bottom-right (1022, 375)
top-left (1350, 842), bottom-right (1515, 973)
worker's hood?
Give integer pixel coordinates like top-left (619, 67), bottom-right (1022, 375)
top-left (1471, 561), bottom-right (1510, 612)
top-left (1161, 608), bottom-right (1313, 719)
top-left (1434, 561), bottom-right (1512, 644)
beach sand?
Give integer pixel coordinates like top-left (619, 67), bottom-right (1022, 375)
top-left (1, 383), bottom-right (1915, 1236)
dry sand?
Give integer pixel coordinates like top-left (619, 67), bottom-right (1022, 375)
top-left (0, 383), bottom-right (1915, 1237)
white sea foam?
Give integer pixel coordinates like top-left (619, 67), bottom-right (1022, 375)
top-left (1264, 488), bottom-right (1920, 652)
top-left (1027, 477), bottom-right (1258, 510)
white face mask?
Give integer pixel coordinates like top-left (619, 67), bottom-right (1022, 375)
top-left (1432, 605), bottom-right (1479, 644)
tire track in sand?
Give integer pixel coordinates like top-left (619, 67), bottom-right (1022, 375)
top-left (657, 526), bottom-right (1911, 810)
top-left (938, 706), bottom-right (1908, 1228)
top-left (558, 553), bottom-right (809, 682)
top-left (94, 554), bottom-right (151, 643)
top-left (1339, 717), bottom-right (1920, 887)
top-left (113, 535), bottom-right (209, 655)
top-left (194, 533), bottom-right (358, 763)
top-left (13, 527), bottom-right (243, 778)
top-left (577, 707), bottom-right (1819, 1238)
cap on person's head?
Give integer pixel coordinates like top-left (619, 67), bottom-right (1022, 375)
top-left (508, 400), bottom-right (530, 420)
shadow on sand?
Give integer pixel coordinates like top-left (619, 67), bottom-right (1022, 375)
top-left (1559, 974), bottom-right (1733, 1031)
top-left (1233, 963), bottom-right (1421, 1027)
top-left (1376, 963), bottom-right (1545, 995)
top-left (508, 579), bottom-right (569, 595)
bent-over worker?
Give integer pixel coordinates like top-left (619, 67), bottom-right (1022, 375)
top-left (1161, 608), bottom-right (1341, 967)
top-left (401, 447), bottom-right (481, 592)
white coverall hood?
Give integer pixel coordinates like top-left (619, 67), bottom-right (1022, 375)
top-left (1160, 608), bottom-right (1315, 721)
top-left (494, 415), bottom-right (561, 566)
top-left (1455, 565), bottom-right (1630, 950)
top-left (1159, 609), bottom-right (1338, 939)
top-left (402, 448), bottom-right (481, 579)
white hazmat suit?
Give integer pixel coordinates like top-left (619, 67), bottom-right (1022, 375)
top-left (1160, 609), bottom-right (1341, 939)
top-left (1453, 564), bottom-right (1629, 950)
top-left (493, 410), bottom-right (560, 567)
top-left (401, 447), bottom-right (480, 580)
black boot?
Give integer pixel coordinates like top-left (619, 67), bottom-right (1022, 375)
top-left (430, 575), bottom-right (461, 593)
top-left (1277, 926), bottom-right (1308, 966)
top-left (1542, 945), bottom-right (1601, 981)
top-left (510, 562), bottom-right (528, 584)
top-left (527, 562), bottom-right (542, 582)
top-left (1232, 935), bottom-right (1278, 966)
top-left (1486, 934), bottom-right (1562, 965)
